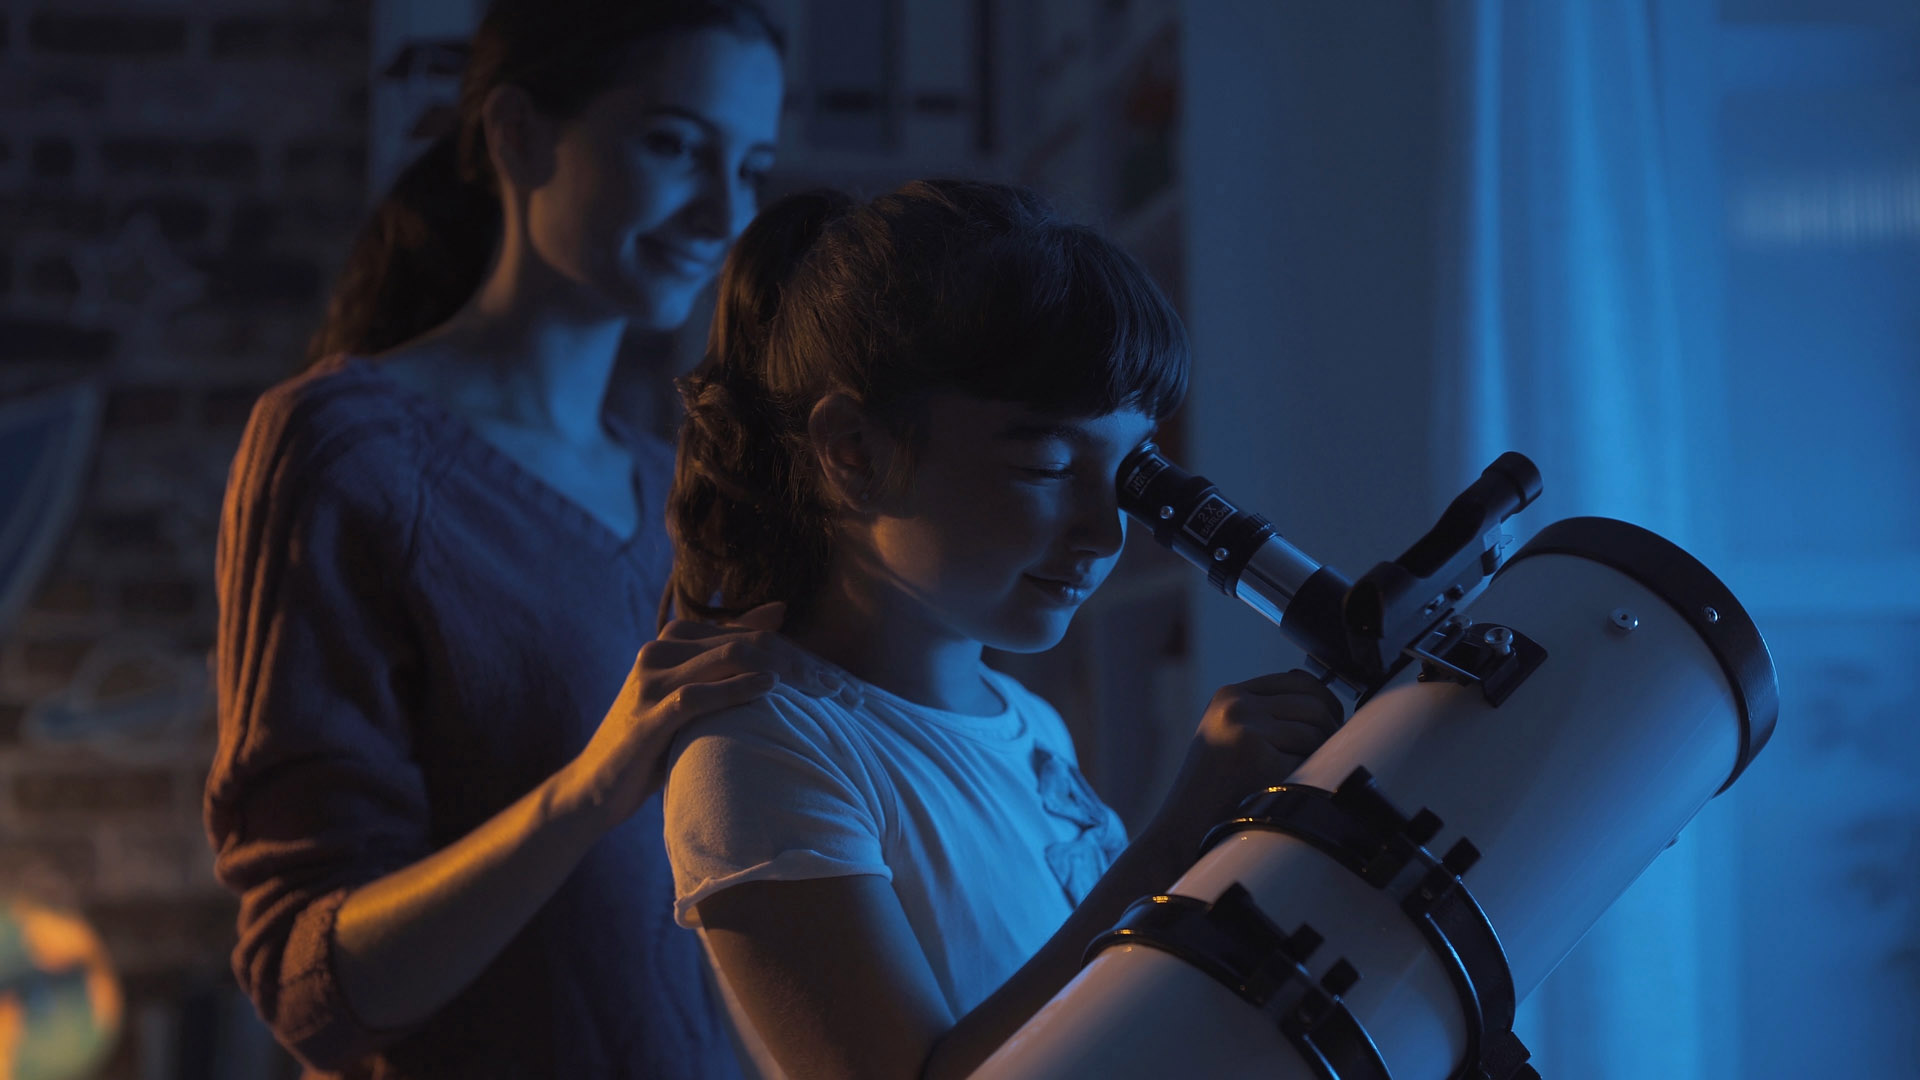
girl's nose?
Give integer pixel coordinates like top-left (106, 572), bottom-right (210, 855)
top-left (1070, 484), bottom-right (1128, 560)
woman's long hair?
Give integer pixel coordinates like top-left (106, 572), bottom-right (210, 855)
top-left (666, 179), bottom-right (1191, 628)
top-left (306, 0), bottom-right (782, 365)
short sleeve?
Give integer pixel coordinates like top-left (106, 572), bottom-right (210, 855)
top-left (663, 694), bottom-right (892, 928)
top-left (202, 379), bottom-right (435, 1070)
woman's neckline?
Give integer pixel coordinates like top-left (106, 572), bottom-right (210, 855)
top-left (340, 353), bottom-right (655, 552)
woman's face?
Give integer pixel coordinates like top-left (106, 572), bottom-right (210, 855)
top-left (527, 27), bottom-right (783, 330)
top-left (861, 395), bottom-right (1159, 654)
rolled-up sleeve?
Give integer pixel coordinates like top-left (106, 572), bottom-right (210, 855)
top-left (204, 388), bottom-right (433, 1071)
top-left (663, 696), bottom-right (892, 929)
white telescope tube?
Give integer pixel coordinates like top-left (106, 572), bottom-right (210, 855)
top-left (973, 518), bottom-right (1776, 1080)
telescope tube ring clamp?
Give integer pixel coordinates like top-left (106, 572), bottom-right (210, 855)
top-left (1202, 767), bottom-right (1540, 1080)
top-left (1087, 885), bottom-right (1391, 1080)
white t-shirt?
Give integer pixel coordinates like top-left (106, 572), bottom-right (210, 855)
top-left (663, 665), bottom-right (1128, 1033)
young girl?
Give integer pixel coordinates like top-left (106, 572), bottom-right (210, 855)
top-left (661, 180), bottom-right (1344, 1079)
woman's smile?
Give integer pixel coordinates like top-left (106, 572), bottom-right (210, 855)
top-left (640, 237), bottom-right (722, 280)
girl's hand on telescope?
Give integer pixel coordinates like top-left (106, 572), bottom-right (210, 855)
top-left (1151, 670), bottom-right (1345, 849)
top-left (556, 601), bottom-right (850, 827)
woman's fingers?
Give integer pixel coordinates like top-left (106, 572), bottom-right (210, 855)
top-left (627, 671), bottom-right (783, 798)
top-left (642, 627), bottom-right (852, 703)
top-left (663, 670), bottom-right (780, 720)
top-left (657, 602), bottom-right (787, 642)
top-left (726, 601), bottom-right (787, 632)
top-left (672, 643), bottom-right (853, 704)
top-left (658, 618), bottom-right (734, 642)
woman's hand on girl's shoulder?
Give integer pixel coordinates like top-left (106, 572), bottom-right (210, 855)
top-left (554, 602), bottom-right (850, 828)
top-left (1148, 670), bottom-right (1345, 851)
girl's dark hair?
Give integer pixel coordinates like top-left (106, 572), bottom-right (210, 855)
top-left (668, 179), bottom-right (1190, 626)
top-left (307, 0), bottom-right (783, 365)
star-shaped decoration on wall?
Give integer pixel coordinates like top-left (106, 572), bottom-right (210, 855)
top-left (67, 213), bottom-right (205, 336)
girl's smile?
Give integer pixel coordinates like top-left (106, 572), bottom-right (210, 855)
top-left (1022, 574), bottom-right (1094, 607)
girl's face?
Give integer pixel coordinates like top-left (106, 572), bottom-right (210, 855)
top-left (527, 27), bottom-right (783, 330)
top-left (864, 394), bottom-right (1158, 654)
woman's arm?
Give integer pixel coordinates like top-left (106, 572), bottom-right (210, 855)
top-left (695, 671), bottom-right (1343, 1080)
top-left (328, 748), bottom-right (634, 1030)
top-left (331, 607), bottom-right (848, 1031)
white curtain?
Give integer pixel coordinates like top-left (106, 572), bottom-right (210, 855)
top-left (1433, 1), bottom-right (1737, 1077)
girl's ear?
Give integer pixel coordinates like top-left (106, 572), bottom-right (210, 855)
top-left (807, 392), bottom-right (896, 514)
top-left (479, 84), bottom-right (559, 195)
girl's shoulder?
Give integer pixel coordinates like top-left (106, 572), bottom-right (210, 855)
top-left (672, 684), bottom-right (862, 760)
top-left (667, 685), bottom-right (894, 811)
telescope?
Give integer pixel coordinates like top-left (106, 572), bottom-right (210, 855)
top-left (973, 447), bottom-right (1777, 1080)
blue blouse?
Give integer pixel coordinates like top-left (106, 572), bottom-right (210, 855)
top-left (205, 355), bottom-right (741, 1078)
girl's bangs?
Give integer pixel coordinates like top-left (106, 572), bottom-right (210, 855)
top-left (948, 227), bottom-right (1190, 421)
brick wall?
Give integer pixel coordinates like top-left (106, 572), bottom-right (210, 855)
top-left (1, 2), bottom-right (369, 1075)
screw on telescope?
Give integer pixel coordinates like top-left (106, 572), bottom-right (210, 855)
top-left (1482, 626), bottom-right (1515, 656)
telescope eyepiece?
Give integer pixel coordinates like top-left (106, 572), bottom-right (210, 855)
top-left (1115, 444), bottom-right (1323, 628)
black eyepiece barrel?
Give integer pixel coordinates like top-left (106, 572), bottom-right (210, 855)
top-left (1116, 444), bottom-right (1322, 626)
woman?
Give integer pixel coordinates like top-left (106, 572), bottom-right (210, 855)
top-left (205, 2), bottom-right (835, 1075)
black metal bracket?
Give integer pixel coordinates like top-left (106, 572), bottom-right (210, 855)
top-left (1407, 619), bottom-right (1549, 708)
top-left (1088, 885), bottom-right (1392, 1080)
top-left (1202, 768), bottom-right (1540, 1080)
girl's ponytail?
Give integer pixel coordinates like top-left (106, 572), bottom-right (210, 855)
top-left (667, 189), bottom-right (852, 626)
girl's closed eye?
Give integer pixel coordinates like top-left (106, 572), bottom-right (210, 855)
top-left (641, 128), bottom-right (697, 160)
